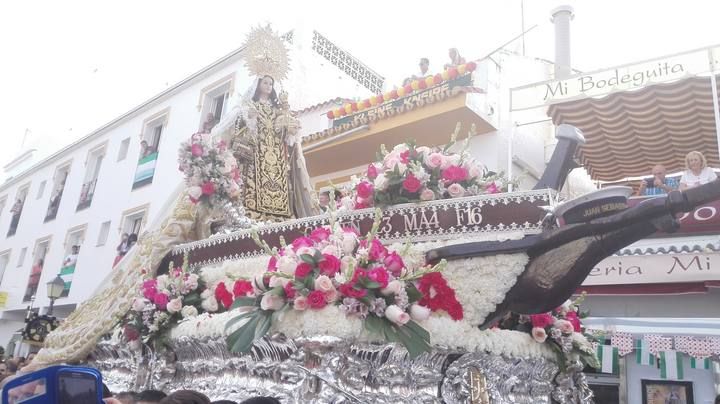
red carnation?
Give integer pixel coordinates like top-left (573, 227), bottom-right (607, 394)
top-left (307, 290), bottom-right (327, 309)
top-left (367, 164), bottom-right (378, 179)
top-left (339, 282), bottom-right (367, 298)
top-left (233, 280), bottom-right (254, 298)
top-left (400, 150), bottom-right (410, 163)
top-left (565, 310), bottom-right (582, 332)
top-left (402, 173), bottom-right (422, 193)
top-left (318, 254), bottom-right (341, 276)
top-left (284, 282), bottom-right (296, 299)
top-left (201, 181), bottom-right (216, 195)
top-left (351, 268), bottom-right (368, 283)
top-left (360, 239), bottom-right (387, 261)
top-left (417, 272), bottom-right (464, 320)
top-left (153, 292), bottom-right (169, 310)
top-left (356, 181), bottom-right (374, 199)
top-left (214, 282), bottom-right (233, 309)
top-left (530, 313), bottom-right (555, 328)
top-left (295, 263), bottom-right (313, 278)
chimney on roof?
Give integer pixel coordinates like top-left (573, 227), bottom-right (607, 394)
top-left (550, 5), bottom-right (574, 79)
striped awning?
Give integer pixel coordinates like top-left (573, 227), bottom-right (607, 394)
top-left (548, 76), bottom-right (720, 181)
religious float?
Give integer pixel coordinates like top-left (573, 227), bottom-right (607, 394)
top-left (25, 27), bottom-right (720, 403)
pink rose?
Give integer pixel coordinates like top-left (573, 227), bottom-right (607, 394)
top-left (410, 304), bottom-right (431, 321)
top-left (283, 282), bottom-right (296, 299)
top-left (530, 313), bottom-right (554, 328)
top-left (293, 295), bottom-right (308, 310)
top-left (419, 189), bottom-right (435, 201)
top-left (447, 183), bottom-right (466, 198)
top-left (260, 294), bottom-right (285, 311)
top-left (269, 276), bottom-right (290, 288)
top-left (565, 310), bottom-right (582, 332)
top-left (532, 327), bottom-right (548, 343)
top-left (201, 181), bottom-right (215, 195)
top-left (441, 165), bottom-right (468, 183)
top-left (132, 298), bottom-right (146, 312)
top-left (295, 263), bottom-right (313, 278)
top-left (318, 254), bottom-right (341, 276)
top-left (380, 280), bottom-right (404, 296)
top-left (191, 143), bottom-right (203, 157)
top-left (486, 182), bottom-right (500, 194)
top-left (425, 152), bottom-right (444, 169)
top-left (383, 252), bottom-right (405, 276)
top-left (153, 293), bottom-right (169, 310)
top-left (307, 290), bottom-right (327, 309)
top-left (356, 181), bottom-right (374, 199)
top-left (324, 288), bottom-right (339, 303)
top-left (267, 256), bottom-right (278, 271)
top-left (166, 297), bottom-right (183, 313)
top-left (310, 227), bottom-right (331, 243)
top-left (292, 237), bottom-right (314, 250)
top-left (367, 267), bottom-right (389, 288)
top-left (402, 173), bottom-right (422, 193)
top-left (361, 239), bottom-right (388, 261)
top-left (367, 163), bottom-right (379, 179)
top-left (555, 319), bottom-right (575, 334)
top-left (468, 164), bottom-right (483, 179)
top-left (313, 275), bottom-right (335, 292)
top-left (384, 305), bottom-right (410, 325)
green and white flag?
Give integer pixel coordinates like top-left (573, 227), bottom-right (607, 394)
top-left (690, 357), bottom-right (711, 370)
top-left (659, 350), bottom-right (684, 380)
top-left (596, 345), bottom-right (619, 374)
top-left (635, 339), bottom-right (655, 366)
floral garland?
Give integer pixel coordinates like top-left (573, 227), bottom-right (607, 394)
top-left (120, 257), bottom-right (206, 349)
top-left (222, 212), bottom-right (462, 358)
top-left (497, 294), bottom-right (600, 370)
top-left (177, 132), bottom-right (241, 208)
top-left (349, 126), bottom-right (510, 208)
top-left (327, 63), bottom-right (478, 119)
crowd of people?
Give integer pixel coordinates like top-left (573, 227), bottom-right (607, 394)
top-left (402, 47), bottom-right (468, 86)
top-left (102, 388), bottom-right (280, 404)
top-left (637, 151), bottom-right (717, 195)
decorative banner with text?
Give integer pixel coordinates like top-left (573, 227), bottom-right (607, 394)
top-left (510, 45), bottom-right (720, 111)
top-left (582, 253), bottom-right (720, 286)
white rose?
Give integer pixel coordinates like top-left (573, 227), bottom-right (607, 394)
top-left (166, 298), bottom-right (183, 313)
top-left (321, 245), bottom-right (339, 256)
top-left (201, 296), bottom-right (218, 312)
top-left (410, 304), bottom-right (431, 321)
top-left (380, 280), bottom-right (404, 296)
top-left (395, 162), bottom-right (408, 175)
top-left (384, 305), bottom-right (410, 325)
top-left (200, 289), bottom-right (212, 299)
top-left (260, 294), bottom-right (285, 311)
top-left (188, 186), bottom-right (203, 200)
top-left (132, 298), bottom-right (146, 312)
top-left (181, 305), bottom-right (198, 318)
top-left (419, 189), bottom-right (435, 201)
top-left (341, 234), bottom-right (358, 254)
top-left (269, 276), bottom-right (290, 288)
top-left (314, 275), bottom-right (334, 292)
top-left (392, 143), bottom-right (409, 153)
top-left (277, 255), bottom-right (297, 274)
top-left (339, 196), bottom-right (355, 211)
top-left (416, 146), bottom-right (431, 156)
top-left (184, 274), bottom-right (199, 291)
top-left (373, 174), bottom-right (389, 191)
top-left (447, 183), bottom-right (466, 198)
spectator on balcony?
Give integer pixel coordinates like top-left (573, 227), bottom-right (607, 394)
top-left (201, 113), bottom-right (219, 134)
top-left (113, 233), bottom-right (130, 267)
top-left (27, 259), bottom-right (43, 295)
top-left (9, 198), bottom-right (23, 232)
top-left (318, 191), bottom-right (331, 212)
top-left (47, 182), bottom-right (64, 218)
top-left (637, 164), bottom-right (678, 196)
top-left (63, 245), bottom-right (79, 267)
top-left (680, 151), bottom-right (717, 190)
top-left (444, 48), bottom-right (466, 70)
top-left (403, 58), bottom-right (431, 85)
top-left (139, 140), bottom-right (156, 160)
top-left (127, 233), bottom-right (138, 250)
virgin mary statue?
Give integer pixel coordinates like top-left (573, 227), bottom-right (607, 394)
top-left (212, 28), bottom-right (318, 222)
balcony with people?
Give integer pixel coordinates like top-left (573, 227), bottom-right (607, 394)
top-left (6, 197), bottom-right (25, 237)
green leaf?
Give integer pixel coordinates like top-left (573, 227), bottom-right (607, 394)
top-left (226, 314), bottom-right (261, 353)
top-left (364, 315), bottom-right (385, 336)
top-left (300, 254), bottom-right (316, 265)
top-left (224, 310), bottom-right (257, 331)
top-left (314, 249), bottom-right (323, 262)
top-left (405, 284), bottom-right (423, 303)
top-left (230, 297), bottom-right (257, 310)
top-left (183, 292), bottom-right (201, 306)
top-left (254, 311), bottom-right (273, 341)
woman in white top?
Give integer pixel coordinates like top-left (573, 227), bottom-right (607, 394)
top-left (679, 150), bottom-right (717, 190)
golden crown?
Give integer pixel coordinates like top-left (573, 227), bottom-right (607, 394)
top-left (242, 25), bottom-right (290, 81)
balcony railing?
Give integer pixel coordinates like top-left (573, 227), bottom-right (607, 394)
top-left (76, 179), bottom-right (98, 211)
top-left (132, 151), bottom-right (158, 189)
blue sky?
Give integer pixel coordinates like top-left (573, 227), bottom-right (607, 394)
top-left (1, 0), bottom-right (718, 169)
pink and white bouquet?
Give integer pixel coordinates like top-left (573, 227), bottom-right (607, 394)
top-left (352, 139), bottom-right (509, 208)
top-left (497, 294), bottom-right (599, 370)
top-left (178, 132), bottom-right (242, 208)
top-left (121, 260), bottom-right (206, 348)
top-left (224, 214), bottom-right (462, 358)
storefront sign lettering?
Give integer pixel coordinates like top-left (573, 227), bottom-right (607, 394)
top-left (583, 253), bottom-right (720, 286)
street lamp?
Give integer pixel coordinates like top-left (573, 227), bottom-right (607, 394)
top-left (46, 275), bottom-right (65, 315)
